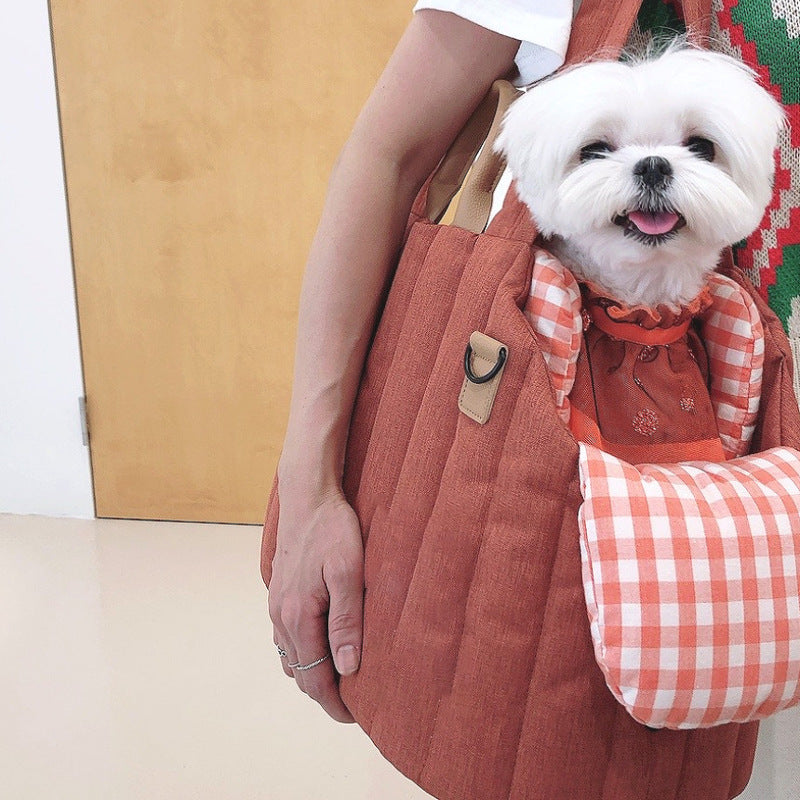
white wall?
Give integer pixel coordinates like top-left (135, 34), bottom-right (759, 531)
top-left (0, 2), bottom-right (93, 517)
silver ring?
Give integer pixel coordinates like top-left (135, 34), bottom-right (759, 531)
top-left (276, 644), bottom-right (288, 659)
top-left (288, 653), bottom-right (330, 671)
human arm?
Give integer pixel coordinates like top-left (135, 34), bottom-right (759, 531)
top-left (266, 10), bottom-right (520, 723)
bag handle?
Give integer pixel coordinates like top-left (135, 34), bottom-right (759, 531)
top-left (449, 0), bottom-right (714, 236)
top-left (421, 79), bottom-right (518, 224)
top-left (449, 80), bottom-right (521, 231)
top-left (564, 0), bottom-right (711, 63)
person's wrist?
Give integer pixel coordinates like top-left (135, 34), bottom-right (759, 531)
top-left (277, 446), bottom-right (344, 506)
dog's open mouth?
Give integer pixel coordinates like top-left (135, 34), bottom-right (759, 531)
top-left (613, 209), bottom-right (686, 245)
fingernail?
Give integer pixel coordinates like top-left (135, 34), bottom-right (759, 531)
top-left (336, 645), bottom-right (359, 675)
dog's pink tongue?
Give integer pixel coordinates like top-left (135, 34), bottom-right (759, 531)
top-left (628, 210), bottom-right (680, 235)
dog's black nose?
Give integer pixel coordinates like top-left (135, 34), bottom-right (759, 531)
top-left (634, 156), bottom-right (673, 188)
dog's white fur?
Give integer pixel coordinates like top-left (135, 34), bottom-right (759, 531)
top-left (494, 46), bottom-right (785, 308)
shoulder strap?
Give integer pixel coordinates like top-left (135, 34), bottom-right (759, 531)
top-left (567, 0), bottom-right (713, 62)
top-left (450, 80), bottom-right (520, 231)
top-left (420, 80), bottom-right (519, 225)
top-left (565, 0), bottom-right (644, 64)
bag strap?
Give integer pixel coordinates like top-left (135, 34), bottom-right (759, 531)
top-left (564, 0), bottom-right (710, 63)
top-left (420, 80), bottom-right (519, 225)
top-left (450, 80), bottom-right (521, 231)
top-left (565, 0), bottom-right (647, 64)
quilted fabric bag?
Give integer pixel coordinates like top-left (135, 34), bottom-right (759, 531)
top-left (261, 1), bottom-right (800, 797)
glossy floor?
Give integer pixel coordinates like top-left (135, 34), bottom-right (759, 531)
top-left (1, 514), bottom-right (797, 799)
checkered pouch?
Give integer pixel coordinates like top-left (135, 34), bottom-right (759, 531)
top-left (578, 444), bottom-right (800, 729)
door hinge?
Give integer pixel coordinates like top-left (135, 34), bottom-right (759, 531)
top-left (79, 396), bottom-right (90, 446)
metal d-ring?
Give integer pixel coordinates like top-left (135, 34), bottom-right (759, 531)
top-left (464, 343), bottom-right (507, 385)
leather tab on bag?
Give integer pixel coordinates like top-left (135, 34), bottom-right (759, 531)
top-left (459, 331), bottom-right (508, 425)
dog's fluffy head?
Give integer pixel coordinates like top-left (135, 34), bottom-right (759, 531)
top-left (494, 46), bottom-right (785, 306)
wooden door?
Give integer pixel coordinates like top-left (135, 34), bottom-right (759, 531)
top-left (50, 1), bottom-right (410, 522)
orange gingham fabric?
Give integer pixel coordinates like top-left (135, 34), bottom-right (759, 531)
top-left (578, 443), bottom-right (800, 729)
top-left (524, 251), bottom-right (765, 456)
top-left (701, 272), bottom-right (765, 459)
top-left (522, 250), bottom-right (582, 424)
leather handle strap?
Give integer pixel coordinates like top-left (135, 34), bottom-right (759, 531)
top-left (422, 81), bottom-right (502, 224)
top-left (450, 80), bottom-right (521, 231)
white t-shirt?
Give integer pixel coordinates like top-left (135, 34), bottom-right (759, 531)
top-left (412, 0), bottom-right (576, 85)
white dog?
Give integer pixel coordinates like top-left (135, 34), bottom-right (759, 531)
top-left (494, 46), bottom-right (784, 309)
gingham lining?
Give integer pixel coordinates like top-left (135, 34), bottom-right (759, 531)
top-left (523, 250), bottom-right (765, 456)
top-left (578, 443), bottom-right (800, 729)
top-left (701, 273), bottom-right (765, 459)
top-left (522, 250), bottom-right (582, 424)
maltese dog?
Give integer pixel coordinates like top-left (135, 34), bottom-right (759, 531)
top-left (494, 45), bottom-right (784, 309)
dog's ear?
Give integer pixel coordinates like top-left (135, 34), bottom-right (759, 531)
top-left (676, 49), bottom-right (785, 230)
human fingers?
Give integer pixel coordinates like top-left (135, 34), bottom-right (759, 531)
top-left (324, 555), bottom-right (364, 676)
top-left (272, 631), bottom-right (296, 679)
top-left (287, 607), bottom-right (354, 723)
top-left (269, 590), bottom-right (298, 679)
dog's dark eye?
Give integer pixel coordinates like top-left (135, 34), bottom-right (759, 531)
top-left (580, 141), bottom-right (614, 162)
top-left (687, 136), bottom-right (715, 162)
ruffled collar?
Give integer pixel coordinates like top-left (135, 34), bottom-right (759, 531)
top-left (580, 281), bottom-right (714, 331)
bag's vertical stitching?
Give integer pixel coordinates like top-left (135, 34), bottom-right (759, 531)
top-left (723, 727), bottom-right (746, 800)
top-left (420, 253), bottom-right (524, 788)
top-left (356, 222), bottom-right (454, 513)
top-left (350, 222), bottom-right (443, 502)
top-left (659, 729), bottom-right (692, 800)
top-left (675, 735), bottom-right (696, 800)
top-left (370, 228), bottom-right (496, 768)
top-left (416, 246), bottom-right (535, 794)
top-left (725, 724), bottom-right (760, 800)
top-left (438, 244), bottom-right (574, 796)
top-left (356, 222), bottom-right (449, 736)
top-left (402, 241), bottom-right (497, 782)
top-left (507, 473), bottom-right (583, 799)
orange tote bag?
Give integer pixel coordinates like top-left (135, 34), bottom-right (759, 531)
top-left (262, 1), bottom-right (800, 797)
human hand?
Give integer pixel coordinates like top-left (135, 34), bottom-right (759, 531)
top-left (267, 489), bottom-right (364, 723)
